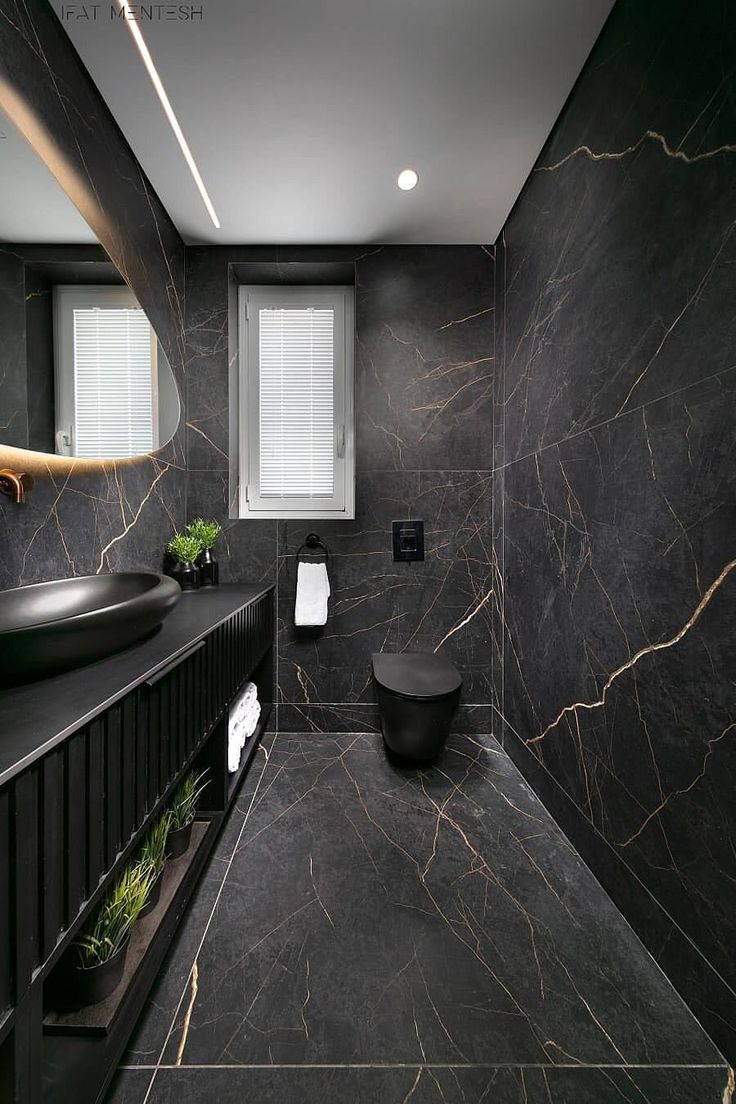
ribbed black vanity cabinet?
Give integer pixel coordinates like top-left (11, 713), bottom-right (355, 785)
top-left (0, 584), bottom-right (274, 1104)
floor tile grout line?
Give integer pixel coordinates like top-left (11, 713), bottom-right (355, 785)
top-left (139, 1069), bottom-right (156, 1102)
top-left (139, 737), bottom-right (278, 1104)
top-left (144, 738), bottom-right (277, 1091)
top-left (122, 1062), bottom-right (730, 1071)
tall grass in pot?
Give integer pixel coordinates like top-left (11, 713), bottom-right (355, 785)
top-left (166, 769), bottom-right (209, 857)
top-left (66, 863), bottom-right (155, 1008)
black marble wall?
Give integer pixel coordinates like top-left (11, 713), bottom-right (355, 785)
top-left (185, 246), bottom-right (494, 732)
top-left (494, 0), bottom-right (736, 1061)
top-left (0, 0), bottom-right (186, 589)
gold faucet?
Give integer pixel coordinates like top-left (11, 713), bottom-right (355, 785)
top-left (0, 469), bottom-right (34, 504)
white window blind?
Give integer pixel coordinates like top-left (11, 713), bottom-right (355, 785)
top-left (259, 306), bottom-right (334, 498)
top-left (239, 285), bottom-right (355, 520)
top-left (72, 306), bottom-right (153, 458)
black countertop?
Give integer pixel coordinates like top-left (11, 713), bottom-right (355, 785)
top-left (0, 583), bottom-right (274, 788)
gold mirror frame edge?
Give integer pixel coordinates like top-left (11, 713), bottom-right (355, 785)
top-left (0, 442), bottom-right (179, 478)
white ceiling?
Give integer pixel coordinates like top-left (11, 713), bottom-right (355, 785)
top-left (0, 109), bottom-right (98, 242)
top-left (58, 0), bottom-right (613, 246)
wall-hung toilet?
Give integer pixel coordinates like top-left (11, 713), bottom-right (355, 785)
top-left (372, 652), bottom-right (462, 760)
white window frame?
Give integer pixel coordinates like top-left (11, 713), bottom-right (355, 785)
top-left (53, 285), bottom-right (159, 458)
top-left (238, 285), bottom-right (355, 519)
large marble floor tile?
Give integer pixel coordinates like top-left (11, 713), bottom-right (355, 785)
top-left (104, 1068), bottom-right (154, 1104)
top-left (160, 733), bottom-right (720, 1069)
top-left (120, 738), bottom-right (277, 1065)
top-left (136, 1064), bottom-right (730, 1104)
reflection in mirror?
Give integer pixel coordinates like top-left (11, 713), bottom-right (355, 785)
top-left (0, 108), bottom-right (180, 460)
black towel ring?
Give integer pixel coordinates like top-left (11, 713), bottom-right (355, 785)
top-left (296, 532), bottom-right (329, 562)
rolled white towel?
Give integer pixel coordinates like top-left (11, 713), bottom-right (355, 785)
top-left (295, 561), bottom-right (330, 627)
top-left (233, 682), bottom-right (257, 716)
top-left (242, 699), bottom-right (261, 741)
top-left (231, 682), bottom-right (257, 719)
top-left (228, 682), bottom-right (262, 772)
top-left (228, 721), bottom-right (244, 772)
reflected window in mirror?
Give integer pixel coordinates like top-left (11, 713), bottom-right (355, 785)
top-left (0, 105), bottom-right (181, 462)
top-left (53, 286), bottom-right (160, 459)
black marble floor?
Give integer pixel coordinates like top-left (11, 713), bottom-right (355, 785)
top-left (107, 733), bottom-right (730, 1103)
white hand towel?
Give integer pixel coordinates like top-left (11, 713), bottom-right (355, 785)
top-left (295, 561), bottom-right (330, 627)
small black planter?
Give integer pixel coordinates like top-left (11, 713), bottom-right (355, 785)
top-left (138, 870), bottom-right (164, 919)
top-left (197, 548), bottom-right (219, 587)
top-left (166, 820), bottom-right (193, 858)
top-left (167, 561), bottom-right (200, 591)
top-left (67, 938), bottom-right (129, 1009)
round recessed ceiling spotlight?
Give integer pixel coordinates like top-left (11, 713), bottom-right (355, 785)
top-left (397, 168), bottom-right (419, 191)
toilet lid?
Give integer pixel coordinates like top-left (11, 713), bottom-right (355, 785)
top-left (372, 652), bottom-right (462, 700)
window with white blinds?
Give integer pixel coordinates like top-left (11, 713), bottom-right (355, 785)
top-left (259, 306), bottom-right (334, 497)
top-left (54, 286), bottom-right (158, 459)
top-left (239, 286), bottom-right (355, 519)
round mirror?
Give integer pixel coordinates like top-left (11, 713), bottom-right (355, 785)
top-left (0, 107), bottom-right (180, 460)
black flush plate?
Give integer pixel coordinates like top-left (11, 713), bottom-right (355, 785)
top-left (392, 520), bottom-right (424, 562)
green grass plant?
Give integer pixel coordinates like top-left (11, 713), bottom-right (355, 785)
top-left (169, 768), bottom-right (209, 831)
top-left (137, 812), bottom-right (170, 881)
top-left (74, 863), bottom-right (155, 969)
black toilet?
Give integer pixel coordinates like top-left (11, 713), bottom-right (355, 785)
top-left (372, 652), bottom-right (462, 760)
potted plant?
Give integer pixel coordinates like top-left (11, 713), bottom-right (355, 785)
top-left (186, 518), bottom-right (222, 587)
top-left (67, 863), bottom-right (155, 1008)
top-left (136, 812), bottom-right (171, 919)
top-left (166, 532), bottom-right (203, 591)
top-left (166, 768), bottom-right (209, 858)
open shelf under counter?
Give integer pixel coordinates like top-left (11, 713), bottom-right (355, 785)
top-left (0, 582), bottom-right (275, 1104)
top-left (44, 821), bottom-right (211, 1038)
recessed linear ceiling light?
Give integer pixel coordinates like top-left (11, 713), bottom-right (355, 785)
top-left (397, 168), bottom-right (419, 191)
top-left (113, 0), bottom-right (220, 229)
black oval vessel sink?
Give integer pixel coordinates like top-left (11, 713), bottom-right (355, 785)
top-left (0, 572), bottom-right (181, 687)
